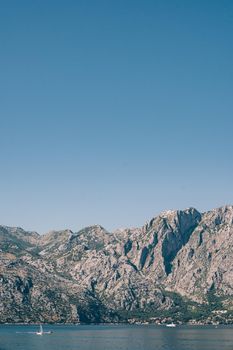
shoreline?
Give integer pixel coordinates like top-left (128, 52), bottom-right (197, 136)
top-left (1, 322), bottom-right (233, 326)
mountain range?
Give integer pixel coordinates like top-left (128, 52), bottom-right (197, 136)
top-left (1, 205), bottom-right (233, 324)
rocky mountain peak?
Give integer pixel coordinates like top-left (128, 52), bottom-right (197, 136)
top-left (203, 205), bottom-right (233, 227)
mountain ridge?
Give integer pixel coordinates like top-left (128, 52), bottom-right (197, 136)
top-left (1, 205), bottom-right (233, 324)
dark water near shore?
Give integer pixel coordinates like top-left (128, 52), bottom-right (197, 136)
top-left (1, 324), bottom-right (233, 350)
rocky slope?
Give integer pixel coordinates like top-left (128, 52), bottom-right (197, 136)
top-left (1, 205), bottom-right (233, 324)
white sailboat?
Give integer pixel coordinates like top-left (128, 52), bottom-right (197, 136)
top-left (36, 325), bottom-right (52, 335)
top-left (36, 325), bottom-right (44, 335)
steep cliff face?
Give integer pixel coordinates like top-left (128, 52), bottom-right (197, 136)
top-left (166, 205), bottom-right (233, 301)
top-left (0, 205), bottom-right (233, 323)
top-left (121, 207), bottom-right (201, 278)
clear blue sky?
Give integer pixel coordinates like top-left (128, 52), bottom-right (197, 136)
top-left (0, 0), bottom-right (232, 233)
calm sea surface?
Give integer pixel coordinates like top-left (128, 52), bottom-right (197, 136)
top-left (0, 324), bottom-right (233, 350)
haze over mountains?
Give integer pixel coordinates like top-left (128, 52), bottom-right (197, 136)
top-left (1, 205), bottom-right (233, 324)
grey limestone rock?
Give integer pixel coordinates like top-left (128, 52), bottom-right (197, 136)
top-left (0, 205), bottom-right (233, 323)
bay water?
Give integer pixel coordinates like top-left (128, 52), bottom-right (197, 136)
top-left (0, 324), bottom-right (233, 350)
